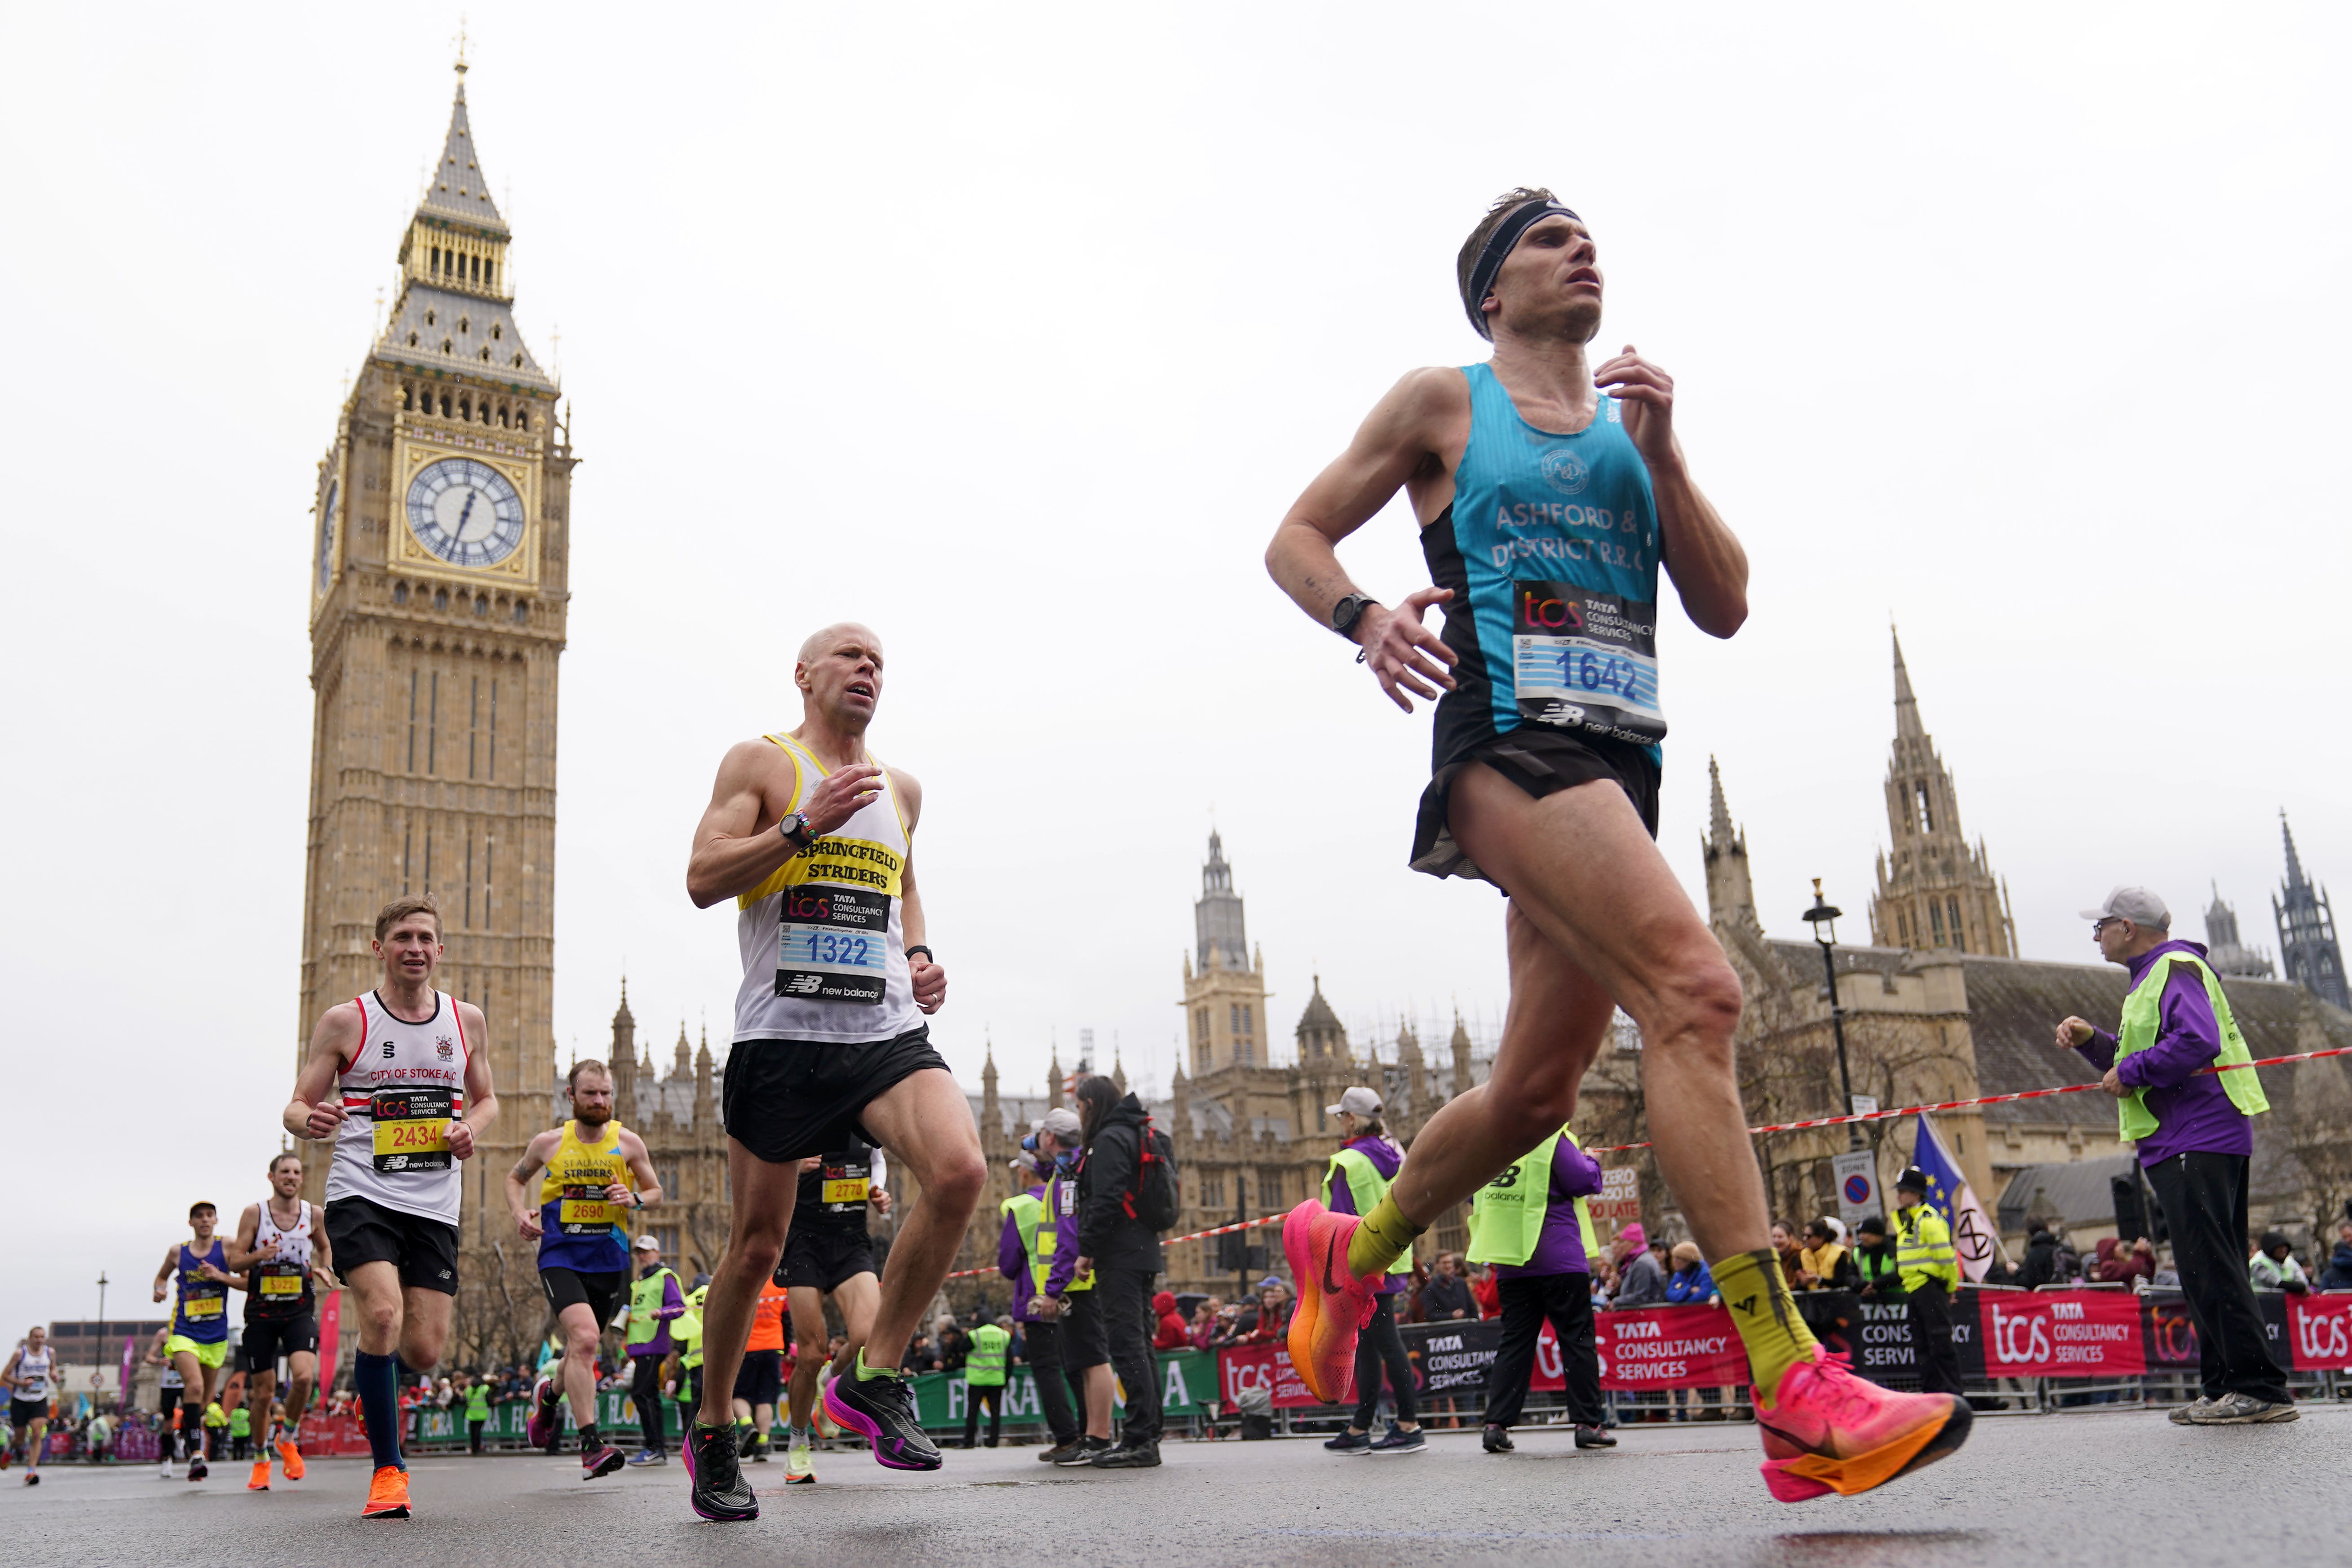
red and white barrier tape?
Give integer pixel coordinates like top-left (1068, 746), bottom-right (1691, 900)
top-left (1586, 1044), bottom-right (2352, 1154)
top-left (939, 1045), bottom-right (2352, 1276)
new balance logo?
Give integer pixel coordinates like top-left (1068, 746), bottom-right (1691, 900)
top-left (782, 975), bottom-right (823, 995)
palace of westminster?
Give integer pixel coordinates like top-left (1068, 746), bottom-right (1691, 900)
top-left (292, 70), bottom-right (2352, 1355)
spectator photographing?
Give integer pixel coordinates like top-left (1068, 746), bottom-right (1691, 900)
top-left (1072, 1074), bottom-right (1169, 1469)
top-left (1468, 1120), bottom-right (1611, 1455)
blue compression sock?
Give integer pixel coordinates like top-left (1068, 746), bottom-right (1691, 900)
top-left (354, 1351), bottom-right (405, 1472)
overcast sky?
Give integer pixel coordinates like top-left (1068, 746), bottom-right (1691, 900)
top-left (4, 4), bottom-right (2346, 1349)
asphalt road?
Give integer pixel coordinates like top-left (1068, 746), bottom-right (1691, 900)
top-left (4, 1405), bottom-right (2345, 1568)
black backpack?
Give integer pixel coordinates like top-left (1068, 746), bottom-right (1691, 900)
top-left (1124, 1114), bottom-right (1181, 1231)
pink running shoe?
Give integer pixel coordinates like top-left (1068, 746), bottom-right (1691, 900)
top-left (1753, 1349), bottom-right (1972, 1502)
top-left (1281, 1199), bottom-right (1379, 1407)
top-left (525, 1375), bottom-right (560, 1449)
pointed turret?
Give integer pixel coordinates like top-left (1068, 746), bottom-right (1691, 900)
top-left (2274, 810), bottom-right (2348, 1009)
top-left (380, 59), bottom-right (553, 387)
top-left (1893, 626), bottom-right (1924, 741)
top-left (1451, 1012), bottom-right (1475, 1099)
top-left (1701, 755), bottom-right (1760, 935)
top-left (980, 1037), bottom-right (1001, 1144)
top-left (672, 1023), bottom-right (691, 1082)
top-left (1112, 1050), bottom-right (1128, 1095)
top-left (610, 981), bottom-right (638, 1127)
top-left (1294, 975), bottom-right (1350, 1063)
top-left (1048, 1047), bottom-right (1064, 1109)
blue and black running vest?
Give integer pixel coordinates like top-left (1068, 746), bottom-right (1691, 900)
top-left (1421, 362), bottom-right (1665, 773)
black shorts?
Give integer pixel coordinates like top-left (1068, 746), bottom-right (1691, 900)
top-left (781, 1226), bottom-right (877, 1293)
top-left (541, 1266), bottom-right (629, 1328)
top-left (1061, 1288), bottom-right (1109, 1371)
top-left (240, 1315), bottom-right (319, 1372)
top-left (732, 1348), bottom-right (784, 1406)
top-left (1412, 726), bottom-right (1661, 883)
top-left (722, 1025), bottom-right (948, 1165)
top-left (158, 1386), bottom-right (181, 1418)
top-left (9, 1398), bottom-right (48, 1427)
top-left (324, 1196), bottom-right (461, 1295)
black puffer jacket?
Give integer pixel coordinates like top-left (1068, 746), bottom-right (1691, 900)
top-left (1075, 1091), bottom-right (1162, 1273)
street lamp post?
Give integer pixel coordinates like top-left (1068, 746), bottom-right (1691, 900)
top-left (1803, 879), bottom-right (1864, 1152)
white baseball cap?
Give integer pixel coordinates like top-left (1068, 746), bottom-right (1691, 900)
top-left (1325, 1086), bottom-right (1383, 1118)
top-left (1032, 1108), bottom-right (1082, 1140)
top-left (2078, 886), bottom-right (2170, 929)
top-left (632, 1234), bottom-right (660, 1252)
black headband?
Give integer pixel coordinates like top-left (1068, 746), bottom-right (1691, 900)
top-left (1462, 199), bottom-right (1581, 339)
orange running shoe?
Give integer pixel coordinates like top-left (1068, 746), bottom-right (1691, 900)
top-left (1281, 1200), bottom-right (1379, 1406)
top-left (245, 1457), bottom-right (270, 1492)
top-left (1753, 1349), bottom-right (1972, 1502)
top-left (361, 1465), bottom-right (412, 1519)
top-left (275, 1438), bottom-right (303, 1480)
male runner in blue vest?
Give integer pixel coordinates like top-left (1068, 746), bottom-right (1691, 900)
top-left (1265, 189), bottom-right (1971, 1502)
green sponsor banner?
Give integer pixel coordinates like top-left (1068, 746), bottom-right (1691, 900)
top-left (909, 1351), bottom-right (1216, 1431)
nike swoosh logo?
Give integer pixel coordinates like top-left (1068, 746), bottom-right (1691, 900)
top-left (1320, 1231), bottom-right (1347, 1298)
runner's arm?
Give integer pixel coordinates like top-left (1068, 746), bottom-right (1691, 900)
top-left (451, 1000), bottom-right (498, 1160)
top-left (154, 1247), bottom-right (177, 1303)
top-left (1266, 368), bottom-right (1468, 711)
top-left (505, 1129), bottom-right (561, 1237)
top-left (687, 739), bottom-right (884, 908)
top-left (616, 1127), bottom-right (664, 1209)
top-left (221, 1204), bottom-right (268, 1271)
top-left (1593, 345), bottom-right (1746, 638)
top-left (285, 1001), bottom-right (362, 1142)
top-left (310, 1203), bottom-right (341, 1293)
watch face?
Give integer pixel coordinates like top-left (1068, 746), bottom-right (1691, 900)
top-left (405, 457), bottom-right (526, 568)
top-left (315, 479), bottom-right (340, 593)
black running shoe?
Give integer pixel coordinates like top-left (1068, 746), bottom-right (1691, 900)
top-left (1090, 1440), bottom-right (1160, 1468)
top-left (684, 1422), bottom-right (758, 1522)
top-left (822, 1373), bottom-right (942, 1471)
top-left (1055, 1435), bottom-right (1113, 1466)
top-left (1036, 1440), bottom-right (1082, 1463)
top-left (1574, 1424), bottom-right (1617, 1449)
top-left (580, 1439), bottom-right (625, 1479)
top-left (1482, 1424), bottom-right (1515, 1454)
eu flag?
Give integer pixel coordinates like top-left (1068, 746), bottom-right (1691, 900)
top-left (1910, 1112), bottom-right (2009, 1281)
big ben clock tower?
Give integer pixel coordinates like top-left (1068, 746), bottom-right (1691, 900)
top-left (297, 58), bottom-right (572, 1357)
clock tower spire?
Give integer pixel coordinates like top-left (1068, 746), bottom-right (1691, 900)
top-left (295, 59), bottom-right (574, 1359)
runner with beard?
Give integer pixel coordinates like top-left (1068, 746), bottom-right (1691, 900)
top-left (680, 622), bottom-right (986, 1523)
top-left (1264, 188), bottom-right (1971, 1501)
top-left (222, 1152), bottom-right (340, 1491)
top-left (507, 1057), bottom-right (662, 1480)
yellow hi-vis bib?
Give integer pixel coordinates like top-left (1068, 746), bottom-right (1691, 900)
top-left (2114, 950), bottom-right (2268, 1142)
top-left (1466, 1126), bottom-right (1599, 1268)
top-left (1322, 1147), bottom-right (1413, 1276)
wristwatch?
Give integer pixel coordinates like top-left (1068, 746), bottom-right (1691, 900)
top-left (778, 811), bottom-right (814, 850)
top-left (1329, 592), bottom-right (1379, 640)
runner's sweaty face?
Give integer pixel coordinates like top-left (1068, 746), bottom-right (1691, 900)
top-left (1486, 212), bottom-right (1605, 342)
top-left (373, 913), bottom-right (444, 986)
top-left (269, 1159), bottom-right (302, 1200)
top-left (796, 625), bottom-right (885, 730)
top-left (569, 1070), bottom-right (616, 1127)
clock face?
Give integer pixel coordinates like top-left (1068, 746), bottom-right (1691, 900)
top-left (405, 458), bottom-right (526, 568)
top-left (315, 479), bottom-right (340, 593)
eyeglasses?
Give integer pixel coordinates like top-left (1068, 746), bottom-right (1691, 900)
top-left (2092, 917), bottom-right (2124, 934)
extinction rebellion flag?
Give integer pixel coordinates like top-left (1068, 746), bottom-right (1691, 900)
top-left (1911, 1112), bottom-right (2011, 1282)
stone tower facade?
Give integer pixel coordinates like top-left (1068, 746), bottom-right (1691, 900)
top-left (2274, 814), bottom-right (2347, 1010)
top-left (1183, 832), bottom-right (1268, 1072)
top-left (1868, 631), bottom-right (2016, 956)
top-left (294, 63), bottom-right (572, 1349)
top-left (2203, 884), bottom-right (2275, 979)
top-left (1702, 755), bottom-right (1763, 939)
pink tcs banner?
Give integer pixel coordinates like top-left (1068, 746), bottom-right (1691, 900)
top-left (1218, 1342), bottom-right (1321, 1409)
top-left (1593, 1305), bottom-right (1748, 1390)
top-left (2285, 1293), bottom-right (2352, 1372)
top-left (1973, 1290), bottom-right (2144, 1378)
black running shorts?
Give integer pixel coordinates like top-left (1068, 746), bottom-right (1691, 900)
top-left (722, 1026), bottom-right (949, 1165)
top-left (9, 1398), bottom-right (48, 1427)
top-left (1061, 1288), bottom-right (1109, 1371)
top-left (324, 1196), bottom-right (461, 1295)
top-left (540, 1266), bottom-right (629, 1328)
top-left (732, 1348), bottom-right (784, 1406)
top-left (781, 1227), bottom-right (877, 1293)
top-left (1412, 726), bottom-right (1661, 883)
top-left (240, 1314), bottom-right (319, 1372)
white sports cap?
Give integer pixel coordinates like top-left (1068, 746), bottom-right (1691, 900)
top-left (2077, 886), bottom-right (2170, 929)
top-left (1325, 1086), bottom-right (1383, 1118)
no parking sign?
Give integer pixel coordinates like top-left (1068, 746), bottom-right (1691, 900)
top-left (1832, 1150), bottom-right (1880, 1231)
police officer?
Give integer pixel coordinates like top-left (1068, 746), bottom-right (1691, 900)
top-left (1891, 1170), bottom-right (1962, 1395)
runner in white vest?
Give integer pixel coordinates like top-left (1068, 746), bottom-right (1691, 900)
top-left (283, 892), bottom-right (497, 1520)
top-left (2, 1326), bottom-right (57, 1485)
top-left (679, 621), bottom-right (986, 1523)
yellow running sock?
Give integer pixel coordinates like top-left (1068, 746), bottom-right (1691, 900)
top-left (1711, 1248), bottom-right (1820, 1400)
top-left (1345, 1196), bottom-right (1426, 1280)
